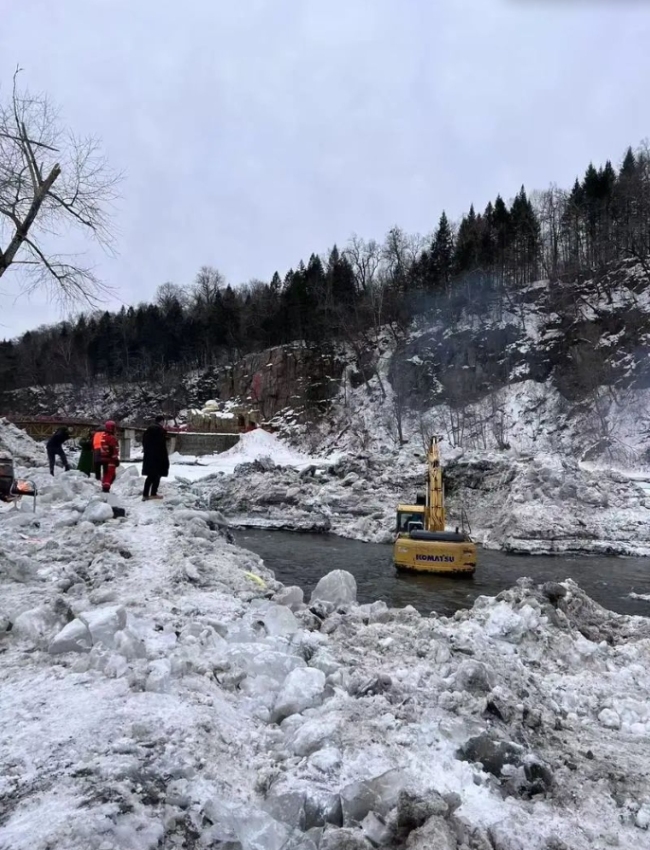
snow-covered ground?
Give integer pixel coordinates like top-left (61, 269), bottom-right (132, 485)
top-left (2, 424), bottom-right (650, 849)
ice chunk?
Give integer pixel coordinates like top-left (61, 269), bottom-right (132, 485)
top-left (262, 604), bottom-right (300, 637)
top-left (272, 667), bottom-right (327, 722)
top-left (53, 510), bottom-right (80, 528)
top-left (320, 826), bottom-right (370, 849)
top-left (309, 747), bottom-right (342, 774)
top-left (146, 658), bottom-right (172, 693)
top-left (340, 770), bottom-right (405, 825)
top-left (405, 816), bottom-right (456, 850)
top-left (361, 811), bottom-right (390, 846)
top-left (48, 619), bottom-right (92, 654)
top-left (0, 552), bottom-right (41, 583)
top-left (304, 791), bottom-right (343, 829)
top-left (309, 648), bottom-right (340, 676)
top-left (233, 810), bottom-right (292, 850)
top-left (396, 790), bottom-right (448, 833)
top-left (13, 603), bottom-right (68, 647)
top-left (228, 646), bottom-right (306, 683)
top-left (262, 791), bottom-right (306, 829)
top-left (452, 660), bottom-right (494, 693)
top-left (49, 606), bottom-right (127, 654)
top-left (310, 570), bottom-right (357, 607)
top-left (290, 716), bottom-right (340, 756)
top-left (82, 501), bottom-right (115, 523)
top-left (598, 708), bottom-right (621, 729)
top-left (83, 606), bottom-right (128, 647)
top-left (275, 586), bottom-right (305, 611)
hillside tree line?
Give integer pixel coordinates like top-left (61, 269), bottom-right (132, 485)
top-left (2, 142), bottom-right (650, 394)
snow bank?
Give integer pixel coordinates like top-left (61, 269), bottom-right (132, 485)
top-left (164, 428), bottom-right (341, 482)
top-left (0, 417), bottom-right (47, 467)
top-left (446, 451), bottom-right (650, 556)
top-left (3, 418), bottom-right (650, 849)
top-left (194, 453), bottom-right (408, 542)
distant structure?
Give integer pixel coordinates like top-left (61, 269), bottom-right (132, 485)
top-left (184, 401), bottom-right (261, 434)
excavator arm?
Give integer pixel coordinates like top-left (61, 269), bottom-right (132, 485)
top-left (425, 436), bottom-right (445, 532)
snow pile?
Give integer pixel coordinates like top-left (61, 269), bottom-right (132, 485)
top-left (0, 417), bottom-right (47, 467)
top-left (167, 428), bottom-right (342, 482)
top-left (444, 452), bottom-right (650, 556)
top-left (195, 452), bottom-right (416, 542)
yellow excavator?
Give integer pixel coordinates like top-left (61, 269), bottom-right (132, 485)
top-left (393, 435), bottom-right (477, 574)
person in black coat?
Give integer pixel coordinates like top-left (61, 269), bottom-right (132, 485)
top-left (46, 427), bottom-right (71, 475)
top-left (141, 416), bottom-right (170, 500)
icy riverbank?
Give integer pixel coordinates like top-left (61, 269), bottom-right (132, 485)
top-left (190, 428), bottom-right (650, 555)
top-left (1, 427), bottom-right (650, 848)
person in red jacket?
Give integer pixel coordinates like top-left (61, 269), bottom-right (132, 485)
top-left (100, 420), bottom-right (120, 493)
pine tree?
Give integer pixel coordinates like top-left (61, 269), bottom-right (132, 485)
top-left (454, 205), bottom-right (481, 275)
top-left (430, 211), bottom-right (454, 294)
top-left (509, 186), bottom-right (540, 286)
top-left (616, 147), bottom-right (639, 254)
top-left (561, 179), bottom-right (585, 271)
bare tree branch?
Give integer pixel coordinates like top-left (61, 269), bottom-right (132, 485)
top-left (0, 66), bottom-right (121, 304)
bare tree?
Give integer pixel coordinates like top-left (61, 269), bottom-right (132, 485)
top-left (156, 281), bottom-right (190, 311)
top-left (0, 69), bottom-right (121, 303)
top-left (532, 185), bottom-right (566, 280)
top-left (344, 234), bottom-right (381, 296)
top-left (192, 265), bottom-right (225, 308)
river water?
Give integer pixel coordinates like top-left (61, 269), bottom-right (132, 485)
top-left (235, 529), bottom-right (650, 618)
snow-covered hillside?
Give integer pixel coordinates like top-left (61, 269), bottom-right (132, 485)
top-left (2, 425), bottom-right (650, 849)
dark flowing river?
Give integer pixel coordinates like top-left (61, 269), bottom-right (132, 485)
top-left (235, 529), bottom-right (650, 617)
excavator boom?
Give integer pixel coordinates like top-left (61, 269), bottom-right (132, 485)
top-left (426, 436), bottom-right (445, 532)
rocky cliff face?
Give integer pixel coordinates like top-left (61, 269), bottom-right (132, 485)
top-left (1, 344), bottom-right (347, 424)
top-left (392, 259), bottom-right (650, 413)
top-left (195, 345), bottom-right (346, 418)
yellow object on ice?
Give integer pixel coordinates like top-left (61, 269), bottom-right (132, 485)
top-left (244, 571), bottom-right (266, 587)
top-left (393, 436), bottom-right (477, 575)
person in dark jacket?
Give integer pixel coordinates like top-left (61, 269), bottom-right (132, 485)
top-left (46, 427), bottom-right (71, 475)
top-left (77, 431), bottom-right (94, 477)
top-left (141, 415), bottom-right (169, 501)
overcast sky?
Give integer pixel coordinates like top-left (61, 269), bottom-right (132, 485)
top-left (1, 0), bottom-right (650, 338)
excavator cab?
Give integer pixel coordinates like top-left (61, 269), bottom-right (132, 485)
top-left (396, 506), bottom-right (425, 534)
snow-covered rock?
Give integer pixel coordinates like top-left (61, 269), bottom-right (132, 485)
top-left (82, 500), bottom-right (115, 523)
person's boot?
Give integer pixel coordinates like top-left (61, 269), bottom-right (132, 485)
top-left (142, 495), bottom-right (150, 502)
top-left (150, 494), bottom-right (164, 500)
